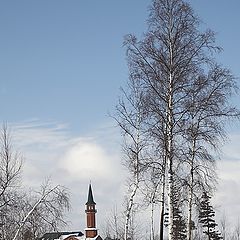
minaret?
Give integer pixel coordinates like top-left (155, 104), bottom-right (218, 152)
top-left (85, 184), bottom-right (98, 238)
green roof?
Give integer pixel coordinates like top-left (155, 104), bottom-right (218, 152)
top-left (86, 184), bottom-right (96, 205)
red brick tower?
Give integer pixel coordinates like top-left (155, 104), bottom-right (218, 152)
top-left (85, 184), bottom-right (98, 238)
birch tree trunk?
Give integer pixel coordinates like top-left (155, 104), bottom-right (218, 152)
top-left (187, 139), bottom-right (196, 240)
top-left (151, 198), bottom-right (155, 240)
top-left (167, 12), bottom-right (174, 234)
top-left (159, 173), bottom-right (166, 240)
top-left (124, 122), bottom-right (141, 240)
top-left (13, 193), bottom-right (47, 240)
top-left (124, 178), bottom-right (139, 240)
top-left (166, 76), bottom-right (174, 240)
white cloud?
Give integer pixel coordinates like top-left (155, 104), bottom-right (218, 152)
top-left (9, 119), bottom-right (125, 231)
top-left (213, 134), bottom-right (240, 229)
top-left (60, 139), bottom-right (119, 181)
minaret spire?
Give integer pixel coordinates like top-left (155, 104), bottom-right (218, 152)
top-left (85, 184), bottom-right (98, 238)
top-left (86, 183), bottom-right (96, 205)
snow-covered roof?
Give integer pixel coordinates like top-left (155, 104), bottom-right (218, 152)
top-left (39, 232), bottom-right (102, 240)
top-left (58, 234), bottom-right (102, 240)
top-left (84, 228), bottom-right (98, 231)
top-left (38, 231), bottom-right (83, 240)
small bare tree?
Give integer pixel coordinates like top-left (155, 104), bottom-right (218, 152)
top-left (233, 219), bottom-right (240, 240)
top-left (103, 205), bottom-right (125, 240)
top-left (12, 180), bottom-right (70, 240)
top-left (0, 124), bottom-right (70, 240)
top-left (219, 212), bottom-right (228, 240)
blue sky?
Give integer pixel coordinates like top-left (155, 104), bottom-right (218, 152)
top-left (1, 0), bottom-right (240, 234)
top-left (0, 1), bottom-right (240, 133)
top-left (0, 1), bottom-right (148, 135)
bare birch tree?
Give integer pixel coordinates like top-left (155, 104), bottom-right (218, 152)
top-left (0, 124), bottom-right (23, 239)
top-left (122, 0), bottom-right (239, 239)
top-left (114, 78), bottom-right (148, 240)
